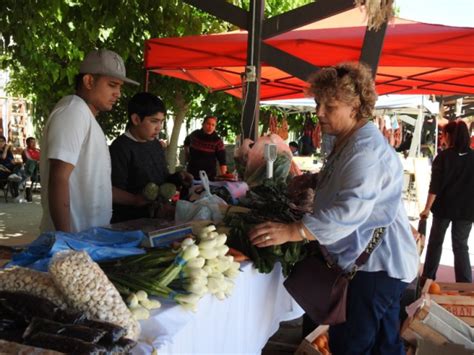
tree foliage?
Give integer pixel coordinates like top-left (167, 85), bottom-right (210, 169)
top-left (0, 0), bottom-right (312, 151)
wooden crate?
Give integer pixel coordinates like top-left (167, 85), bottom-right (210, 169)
top-left (401, 312), bottom-right (449, 347)
top-left (295, 325), bottom-right (330, 355)
top-left (416, 339), bottom-right (474, 355)
top-left (401, 295), bottom-right (474, 349)
top-left (422, 280), bottom-right (474, 326)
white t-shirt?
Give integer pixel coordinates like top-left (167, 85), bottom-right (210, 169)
top-left (40, 95), bottom-right (112, 233)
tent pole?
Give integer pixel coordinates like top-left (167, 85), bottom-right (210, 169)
top-left (144, 70), bottom-right (150, 92)
top-left (241, 0), bottom-right (264, 141)
top-left (434, 114), bottom-right (438, 157)
top-left (409, 104), bottom-right (424, 158)
top-left (359, 22), bottom-right (388, 77)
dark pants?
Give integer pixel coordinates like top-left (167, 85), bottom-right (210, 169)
top-left (422, 217), bottom-right (472, 283)
top-left (329, 271), bottom-right (408, 355)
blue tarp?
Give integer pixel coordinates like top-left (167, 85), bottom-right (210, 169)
top-left (6, 227), bottom-right (146, 272)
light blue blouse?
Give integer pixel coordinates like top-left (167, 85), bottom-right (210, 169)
top-left (302, 122), bottom-right (419, 283)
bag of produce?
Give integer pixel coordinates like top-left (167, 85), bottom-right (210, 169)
top-left (25, 332), bottom-right (107, 354)
top-left (0, 267), bottom-right (68, 309)
top-left (23, 317), bottom-right (106, 344)
top-left (175, 170), bottom-right (227, 224)
top-left (49, 251), bottom-right (140, 340)
top-left (239, 134), bottom-right (295, 186)
top-left (7, 227), bottom-right (146, 272)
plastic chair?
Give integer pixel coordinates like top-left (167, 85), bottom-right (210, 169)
top-left (0, 178), bottom-right (9, 202)
top-left (0, 176), bottom-right (18, 203)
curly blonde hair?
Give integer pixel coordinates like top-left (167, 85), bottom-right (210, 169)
top-left (307, 62), bottom-right (377, 120)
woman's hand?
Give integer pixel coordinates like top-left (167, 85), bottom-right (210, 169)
top-left (248, 221), bottom-right (298, 248)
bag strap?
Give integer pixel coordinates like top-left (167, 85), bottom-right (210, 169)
top-left (348, 227), bottom-right (386, 279)
top-left (318, 227), bottom-right (386, 279)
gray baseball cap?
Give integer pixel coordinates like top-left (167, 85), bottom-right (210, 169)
top-left (79, 49), bottom-right (139, 86)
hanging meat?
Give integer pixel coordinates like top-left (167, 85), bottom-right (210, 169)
top-left (269, 113), bottom-right (278, 135)
top-left (277, 117), bottom-right (289, 141)
top-left (312, 122), bottom-right (321, 149)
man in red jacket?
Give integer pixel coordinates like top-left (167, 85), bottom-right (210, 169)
top-left (22, 137), bottom-right (41, 201)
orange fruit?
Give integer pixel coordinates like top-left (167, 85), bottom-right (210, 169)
top-left (320, 333), bottom-right (329, 347)
top-left (312, 333), bottom-right (330, 352)
top-left (428, 282), bottom-right (442, 295)
top-left (312, 335), bottom-right (326, 349)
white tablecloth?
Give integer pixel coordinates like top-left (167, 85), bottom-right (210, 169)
top-left (132, 262), bottom-right (303, 354)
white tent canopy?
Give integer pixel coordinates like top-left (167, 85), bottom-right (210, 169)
top-left (261, 94), bottom-right (441, 159)
top-left (261, 95), bottom-right (440, 115)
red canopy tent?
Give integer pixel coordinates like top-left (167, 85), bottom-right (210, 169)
top-left (145, 8), bottom-right (474, 100)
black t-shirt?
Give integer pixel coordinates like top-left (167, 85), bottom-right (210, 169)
top-left (429, 148), bottom-right (474, 221)
top-left (110, 134), bottom-right (169, 223)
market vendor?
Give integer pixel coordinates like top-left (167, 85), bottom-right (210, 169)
top-left (248, 62), bottom-right (419, 354)
top-left (110, 92), bottom-right (193, 223)
top-left (40, 49), bottom-right (139, 233)
top-left (184, 116), bottom-right (227, 180)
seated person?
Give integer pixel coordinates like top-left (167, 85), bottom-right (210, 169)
top-left (289, 141), bottom-right (299, 156)
top-left (22, 136), bottom-right (41, 182)
top-left (184, 116), bottom-right (227, 180)
top-left (0, 135), bottom-right (23, 198)
top-left (110, 92), bottom-right (192, 223)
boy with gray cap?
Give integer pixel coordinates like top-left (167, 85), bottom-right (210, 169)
top-left (40, 49), bottom-right (139, 233)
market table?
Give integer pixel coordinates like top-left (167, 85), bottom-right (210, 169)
top-left (132, 261), bottom-right (303, 354)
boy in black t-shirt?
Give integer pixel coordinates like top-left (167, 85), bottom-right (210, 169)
top-left (110, 92), bottom-right (192, 223)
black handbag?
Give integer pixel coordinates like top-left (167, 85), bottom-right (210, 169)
top-left (284, 227), bottom-right (385, 325)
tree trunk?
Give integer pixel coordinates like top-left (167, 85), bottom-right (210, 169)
top-left (166, 92), bottom-right (189, 173)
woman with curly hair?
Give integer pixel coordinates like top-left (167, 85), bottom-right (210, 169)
top-left (248, 62), bottom-right (418, 354)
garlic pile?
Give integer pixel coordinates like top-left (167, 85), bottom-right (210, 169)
top-left (49, 250), bottom-right (141, 340)
top-left (0, 266), bottom-right (68, 309)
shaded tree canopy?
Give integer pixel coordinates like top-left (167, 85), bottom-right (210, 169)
top-left (0, 0), bottom-right (312, 141)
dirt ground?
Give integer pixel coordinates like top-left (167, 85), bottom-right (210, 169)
top-left (0, 192), bottom-right (42, 247)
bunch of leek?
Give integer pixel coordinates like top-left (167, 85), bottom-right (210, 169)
top-left (100, 225), bottom-right (240, 312)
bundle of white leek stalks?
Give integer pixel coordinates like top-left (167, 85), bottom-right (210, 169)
top-left (102, 225), bottom-right (241, 313)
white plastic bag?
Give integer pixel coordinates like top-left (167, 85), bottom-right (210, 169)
top-left (175, 171), bottom-right (228, 224)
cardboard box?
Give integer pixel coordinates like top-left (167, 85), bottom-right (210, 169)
top-left (401, 295), bottom-right (474, 349)
top-left (295, 325), bottom-right (329, 355)
top-left (422, 280), bottom-right (474, 326)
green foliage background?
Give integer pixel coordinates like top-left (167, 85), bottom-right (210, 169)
top-left (0, 0), bottom-right (312, 144)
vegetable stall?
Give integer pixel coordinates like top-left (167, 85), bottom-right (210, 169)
top-left (0, 135), bottom-right (310, 354)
